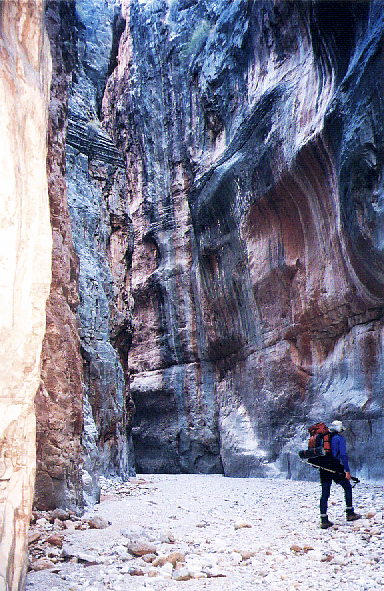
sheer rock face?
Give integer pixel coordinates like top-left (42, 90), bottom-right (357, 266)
top-left (35, 0), bottom-right (84, 513)
top-left (65, 0), bottom-right (135, 504)
top-left (104, 0), bottom-right (384, 479)
top-left (0, 2), bottom-right (52, 590)
top-left (36, 0), bottom-right (135, 512)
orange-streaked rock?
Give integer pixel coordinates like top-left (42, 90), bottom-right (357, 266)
top-left (35, 0), bottom-right (83, 512)
top-left (0, 2), bottom-right (52, 589)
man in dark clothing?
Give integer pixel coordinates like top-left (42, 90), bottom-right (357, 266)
top-left (320, 420), bottom-right (361, 529)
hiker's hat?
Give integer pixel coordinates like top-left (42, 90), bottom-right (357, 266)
top-left (330, 420), bottom-right (344, 433)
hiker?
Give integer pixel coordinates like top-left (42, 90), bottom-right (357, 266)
top-left (320, 420), bottom-right (361, 529)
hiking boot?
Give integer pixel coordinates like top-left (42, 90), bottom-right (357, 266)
top-left (321, 516), bottom-right (333, 529)
top-left (346, 511), bottom-right (361, 522)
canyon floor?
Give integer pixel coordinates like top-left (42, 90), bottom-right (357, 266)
top-left (27, 473), bottom-right (384, 591)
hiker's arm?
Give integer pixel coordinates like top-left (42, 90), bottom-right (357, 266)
top-left (339, 438), bottom-right (350, 473)
top-left (345, 472), bottom-right (351, 480)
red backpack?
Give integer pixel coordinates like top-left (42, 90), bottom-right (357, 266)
top-left (308, 422), bottom-right (332, 453)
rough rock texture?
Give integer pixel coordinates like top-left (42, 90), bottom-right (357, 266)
top-left (103, 0), bottom-right (384, 480)
top-left (35, 0), bottom-right (84, 514)
top-left (35, 0), bottom-right (135, 514)
top-left (65, 0), bottom-right (135, 504)
top-left (25, 475), bottom-right (384, 591)
top-left (0, 2), bottom-right (52, 590)
top-left (103, 0), bottom-right (224, 474)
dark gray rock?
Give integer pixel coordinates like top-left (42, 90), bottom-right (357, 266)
top-left (106, 0), bottom-right (384, 481)
top-left (66, 0), bottom-right (135, 503)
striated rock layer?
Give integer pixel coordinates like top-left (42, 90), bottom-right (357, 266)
top-left (34, 0), bottom-right (136, 514)
top-left (104, 0), bottom-right (384, 479)
top-left (65, 0), bottom-right (135, 504)
top-left (0, 2), bottom-right (52, 589)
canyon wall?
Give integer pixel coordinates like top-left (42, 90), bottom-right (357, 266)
top-left (36, 0), bottom-right (135, 513)
top-left (0, 2), bottom-right (52, 589)
top-left (64, 0), bottom-right (135, 504)
top-left (35, 0), bottom-right (135, 513)
top-left (35, 0), bottom-right (84, 513)
top-left (2, 4), bottom-right (384, 586)
top-left (103, 0), bottom-right (384, 480)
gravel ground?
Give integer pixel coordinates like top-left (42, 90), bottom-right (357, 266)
top-left (26, 474), bottom-right (384, 591)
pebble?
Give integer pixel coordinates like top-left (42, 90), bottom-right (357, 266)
top-left (234, 520), bottom-right (252, 530)
top-left (127, 540), bottom-right (157, 556)
top-left (64, 521), bottom-right (76, 532)
top-left (51, 509), bottom-right (70, 522)
top-left (172, 567), bottom-right (191, 581)
top-left (88, 516), bottom-right (110, 530)
top-left (26, 475), bottom-right (384, 591)
top-left (28, 531), bottom-right (42, 544)
top-left (76, 552), bottom-right (98, 564)
top-left (47, 533), bottom-right (64, 547)
top-left (30, 558), bottom-right (55, 571)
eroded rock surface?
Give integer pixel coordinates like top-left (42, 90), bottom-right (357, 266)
top-left (35, 0), bottom-right (84, 515)
top-left (103, 0), bottom-right (384, 478)
top-left (65, 0), bottom-right (135, 503)
top-left (36, 0), bottom-right (136, 516)
top-left (0, 2), bottom-right (52, 589)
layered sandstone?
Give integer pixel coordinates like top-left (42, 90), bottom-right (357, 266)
top-left (34, 0), bottom-right (136, 514)
top-left (104, 0), bottom-right (384, 479)
top-left (0, 2), bottom-right (52, 590)
top-left (65, 0), bottom-right (135, 503)
top-left (35, 0), bottom-right (84, 513)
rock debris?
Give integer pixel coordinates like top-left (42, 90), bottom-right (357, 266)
top-left (27, 474), bottom-right (384, 591)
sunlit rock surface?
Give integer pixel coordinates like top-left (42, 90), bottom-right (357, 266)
top-left (105, 0), bottom-right (384, 479)
top-left (0, 2), bottom-right (52, 589)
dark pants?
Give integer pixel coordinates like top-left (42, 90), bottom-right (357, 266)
top-left (320, 469), bottom-right (353, 515)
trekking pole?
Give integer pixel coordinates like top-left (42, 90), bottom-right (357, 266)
top-left (297, 454), bottom-right (360, 488)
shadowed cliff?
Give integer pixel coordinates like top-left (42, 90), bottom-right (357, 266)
top-left (103, 0), bottom-right (384, 480)
top-left (37, 0), bottom-right (135, 512)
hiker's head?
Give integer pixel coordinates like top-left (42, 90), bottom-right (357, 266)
top-left (330, 420), bottom-right (345, 433)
